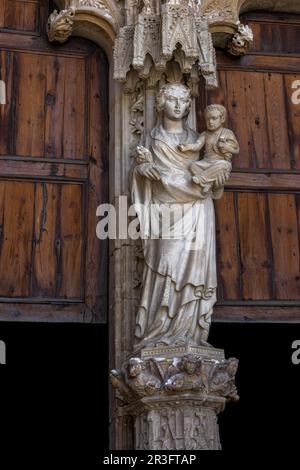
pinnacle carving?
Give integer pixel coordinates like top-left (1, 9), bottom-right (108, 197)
top-left (114, 0), bottom-right (219, 90)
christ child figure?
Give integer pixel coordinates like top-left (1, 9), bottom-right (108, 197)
top-left (178, 104), bottom-right (239, 196)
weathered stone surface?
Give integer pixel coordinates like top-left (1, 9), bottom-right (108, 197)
top-left (111, 350), bottom-right (239, 449)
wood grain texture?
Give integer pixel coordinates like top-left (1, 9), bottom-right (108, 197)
top-left (268, 194), bottom-right (300, 299)
top-left (0, 50), bottom-right (14, 155)
top-left (284, 74), bottom-right (300, 170)
top-left (245, 16), bottom-right (300, 56)
top-left (14, 52), bottom-right (86, 159)
top-left (215, 192), bottom-right (241, 300)
top-left (214, 305), bottom-right (300, 322)
top-left (0, 0), bottom-right (39, 33)
top-left (31, 182), bottom-right (58, 298)
top-left (237, 193), bottom-right (273, 300)
top-left (0, 181), bottom-right (34, 296)
top-left (202, 13), bottom-right (300, 321)
top-left (0, 1), bottom-right (109, 323)
top-left (85, 48), bottom-right (109, 322)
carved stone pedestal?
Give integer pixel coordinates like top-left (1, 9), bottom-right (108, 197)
top-left (111, 347), bottom-right (239, 450)
top-left (129, 395), bottom-right (223, 450)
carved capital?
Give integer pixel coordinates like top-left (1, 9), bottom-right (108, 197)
top-left (111, 350), bottom-right (239, 449)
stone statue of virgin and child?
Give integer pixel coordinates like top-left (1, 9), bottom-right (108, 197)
top-left (131, 83), bottom-right (239, 351)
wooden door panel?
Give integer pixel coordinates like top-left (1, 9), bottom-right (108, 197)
top-left (0, 180), bottom-right (84, 300)
top-left (215, 70), bottom-right (296, 170)
top-left (198, 13), bottom-right (300, 321)
top-left (0, 180), bottom-right (35, 297)
top-left (0, 1), bottom-right (108, 322)
top-left (268, 194), bottom-right (300, 300)
top-left (0, 0), bottom-right (39, 34)
top-left (13, 52), bottom-right (86, 159)
top-left (237, 193), bottom-right (273, 301)
top-left (215, 191), bottom-right (300, 305)
top-left (248, 13), bottom-right (300, 55)
top-left (215, 191), bottom-right (241, 301)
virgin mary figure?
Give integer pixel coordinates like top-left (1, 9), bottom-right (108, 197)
top-left (131, 83), bottom-right (225, 350)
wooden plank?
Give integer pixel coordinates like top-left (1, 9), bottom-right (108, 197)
top-left (242, 72), bottom-right (270, 168)
top-left (30, 183), bottom-right (57, 298)
top-left (264, 73), bottom-right (290, 169)
top-left (214, 305), bottom-right (300, 322)
top-left (243, 12), bottom-right (300, 24)
top-left (59, 184), bottom-right (83, 299)
top-left (44, 55), bottom-right (87, 159)
top-left (62, 57), bottom-right (86, 159)
top-left (215, 192), bottom-right (241, 300)
top-left (44, 56), bottom-right (66, 159)
top-left (85, 48), bottom-right (109, 322)
top-left (268, 194), bottom-right (300, 299)
top-left (237, 192), bottom-right (273, 300)
top-left (246, 19), bottom-right (300, 56)
top-left (226, 172), bottom-right (300, 191)
top-left (0, 303), bottom-right (89, 322)
top-left (284, 74), bottom-right (300, 170)
top-left (0, 50), bottom-right (14, 155)
top-left (0, 181), bottom-right (34, 296)
top-left (0, 159), bottom-right (87, 179)
top-left (216, 53), bottom-right (300, 73)
top-left (1, 0), bottom-right (38, 33)
top-left (14, 52), bottom-right (46, 157)
top-left (0, 33), bottom-right (96, 56)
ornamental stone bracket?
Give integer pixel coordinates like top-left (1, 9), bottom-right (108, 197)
top-left (47, 0), bottom-right (121, 47)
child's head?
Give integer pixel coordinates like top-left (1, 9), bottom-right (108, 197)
top-left (204, 104), bottom-right (227, 131)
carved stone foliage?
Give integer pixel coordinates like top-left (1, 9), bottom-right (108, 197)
top-left (47, 0), bottom-right (118, 44)
top-left (227, 22), bottom-right (254, 56)
top-left (111, 351), bottom-right (238, 449)
top-left (110, 353), bottom-right (239, 403)
top-left (75, 0), bottom-right (110, 13)
top-left (128, 79), bottom-right (144, 153)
